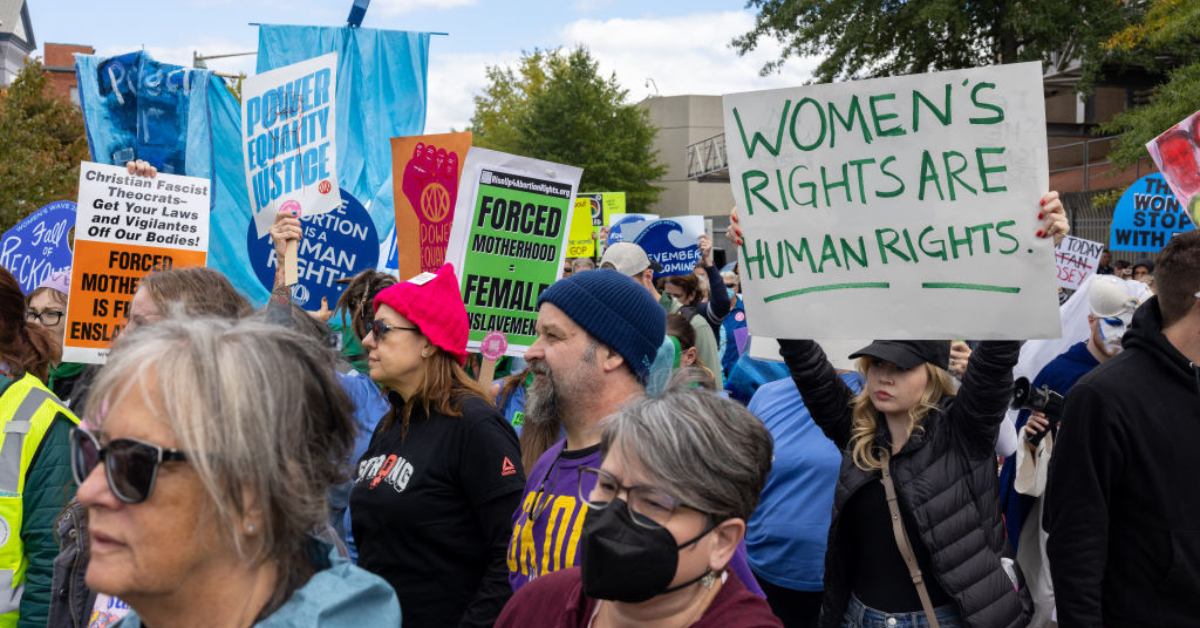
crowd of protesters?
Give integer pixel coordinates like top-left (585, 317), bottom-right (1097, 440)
top-left (5, 161), bottom-right (1199, 628)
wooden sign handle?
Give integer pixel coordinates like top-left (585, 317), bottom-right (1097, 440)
top-left (284, 239), bottom-right (299, 286)
top-left (478, 358), bottom-right (498, 391)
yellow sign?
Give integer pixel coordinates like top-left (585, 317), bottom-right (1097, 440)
top-left (568, 198), bottom-right (595, 258)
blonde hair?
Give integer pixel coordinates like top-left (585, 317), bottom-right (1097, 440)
top-left (847, 356), bottom-right (958, 471)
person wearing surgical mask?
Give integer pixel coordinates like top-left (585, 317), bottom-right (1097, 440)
top-left (495, 387), bottom-right (781, 628)
top-left (1004, 274), bottom-right (1142, 628)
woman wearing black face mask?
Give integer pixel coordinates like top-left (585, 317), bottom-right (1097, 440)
top-left (496, 385), bottom-right (782, 628)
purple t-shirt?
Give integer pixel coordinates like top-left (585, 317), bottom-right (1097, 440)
top-left (506, 439), bottom-right (765, 597)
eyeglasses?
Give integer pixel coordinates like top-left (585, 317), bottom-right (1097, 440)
top-left (578, 466), bottom-right (703, 529)
top-left (70, 428), bottom-right (188, 504)
top-left (25, 310), bottom-right (64, 326)
top-left (369, 319), bottom-right (419, 341)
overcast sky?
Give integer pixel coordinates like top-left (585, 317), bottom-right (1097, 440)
top-left (30, 0), bottom-right (817, 132)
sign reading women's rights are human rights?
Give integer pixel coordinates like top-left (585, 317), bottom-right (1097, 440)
top-left (724, 62), bottom-right (1060, 340)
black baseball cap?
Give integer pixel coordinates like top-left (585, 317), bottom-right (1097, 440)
top-left (849, 340), bottom-right (950, 370)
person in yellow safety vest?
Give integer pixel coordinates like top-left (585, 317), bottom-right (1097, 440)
top-left (0, 374), bottom-right (78, 628)
top-left (0, 266), bottom-right (80, 628)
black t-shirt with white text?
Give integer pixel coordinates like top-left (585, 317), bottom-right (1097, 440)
top-left (351, 395), bottom-right (526, 628)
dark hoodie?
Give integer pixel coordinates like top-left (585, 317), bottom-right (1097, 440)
top-left (1045, 296), bottom-right (1200, 628)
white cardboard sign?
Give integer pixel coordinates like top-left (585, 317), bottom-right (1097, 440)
top-left (723, 62), bottom-right (1059, 339)
top-left (62, 162), bottom-right (210, 364)
top-left (1054, 235), bottom-right (1104, 291)
top-left (242, 53), bottom-right (341, 238)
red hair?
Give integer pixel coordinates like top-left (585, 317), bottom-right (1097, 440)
top-left (0, 267), bottom-right (58, 382)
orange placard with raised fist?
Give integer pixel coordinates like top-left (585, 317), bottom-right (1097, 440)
top-left (391, 133), bottom-right (472, 279)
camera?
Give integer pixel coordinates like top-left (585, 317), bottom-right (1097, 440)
top-left (1011, 377), bottom-right (1065, 446)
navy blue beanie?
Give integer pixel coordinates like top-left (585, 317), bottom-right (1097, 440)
top-left (537, 269), bottom-right (665, 383)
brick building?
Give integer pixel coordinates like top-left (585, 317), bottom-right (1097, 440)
top-left (43, 42), bottom-right (93, 105)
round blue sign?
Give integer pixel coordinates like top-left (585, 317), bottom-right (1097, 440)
top-left (0, 200), bottom-right (77, 293)
top-left (1110, 173), bottom-right (1195, 252)
top-left (607, 215), bottom-right (651, 245)
top-left (246, 189), bottom-right (380, 309)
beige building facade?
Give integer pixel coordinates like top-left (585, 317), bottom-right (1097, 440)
top-left (640, 94), bottom-right (734, 219)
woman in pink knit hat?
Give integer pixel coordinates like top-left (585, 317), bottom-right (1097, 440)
top-left (350, 263), bottom-right (527, 628)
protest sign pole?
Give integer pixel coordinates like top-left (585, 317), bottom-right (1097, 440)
top-left (284, 239), bottom-right (299, 285)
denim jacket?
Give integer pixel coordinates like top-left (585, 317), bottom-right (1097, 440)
top-left (48, 501), bottom-right (353, 628)
top-left (115, 539), bottom-right (400, 628)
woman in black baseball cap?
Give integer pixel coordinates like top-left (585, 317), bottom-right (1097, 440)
top-left (728, 192), bottom-right (1068, 628)
top-left (775, 334), bottom-right (1027, 628)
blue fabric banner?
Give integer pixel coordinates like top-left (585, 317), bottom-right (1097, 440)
top-left (76, 51), bottom-right (266, 303)
top-left (76, 27), bottom-right (429, 306)
top-left (257, 24), bottom-right (431, 246)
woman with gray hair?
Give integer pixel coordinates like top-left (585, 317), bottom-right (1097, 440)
top-left (496, 386), bottom-right (783, 628)
top-left (71, 317), bottom-right (400, 627)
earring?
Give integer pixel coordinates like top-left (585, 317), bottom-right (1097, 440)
top-left (422, 350), bottom-right (430, 358)
top-left (700, 570), bottom-right (717, 589)
top-left (247, 524), bottom-right (255, 533)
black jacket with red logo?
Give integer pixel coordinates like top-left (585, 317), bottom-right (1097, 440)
top-left (351, 394), bottom-right (525, 628)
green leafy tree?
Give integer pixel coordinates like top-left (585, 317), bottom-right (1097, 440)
top-left (0, 59), bottom-right (90, 233)
top-left (732, 0), bottom-right (1129, 83)
top-left (469, 47), bottom-right (666, 212)
top-left (1096, 0), bottom-right (1200, 167)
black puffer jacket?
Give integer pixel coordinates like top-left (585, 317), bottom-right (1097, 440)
top-left (778, 339), bottom-right (1030, 628)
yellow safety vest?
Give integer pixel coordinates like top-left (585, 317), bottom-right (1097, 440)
top-left (0, 374), bottom-right (79, 628)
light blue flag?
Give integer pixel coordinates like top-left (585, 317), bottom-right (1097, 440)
top-left (76, 51), bottom-right (267, 303)
top-left (76, 26), bottom-right (430, 306)
top-left (257, 24), bottom-right (430, 243)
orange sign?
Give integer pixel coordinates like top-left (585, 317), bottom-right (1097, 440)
top-left (391, 132), bottom-right (473, 279)
top-left (65, 241), bottom-right (206, 350)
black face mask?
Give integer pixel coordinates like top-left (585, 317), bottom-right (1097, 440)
top-left (579, 498), bottom-right (715, 603)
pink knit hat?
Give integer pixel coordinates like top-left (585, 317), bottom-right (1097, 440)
top-left (373, 263), bottom-right (469, 366)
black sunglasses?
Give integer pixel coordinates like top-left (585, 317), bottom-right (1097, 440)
top-left (71, 428), bottom-right (188, 504)
top-left (369, 319), bottom-right (419, 341)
